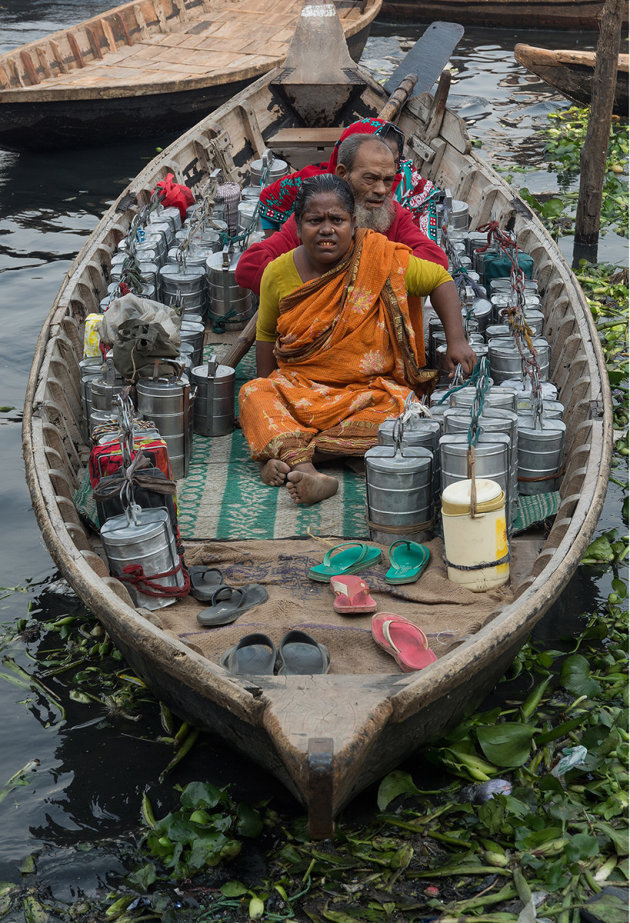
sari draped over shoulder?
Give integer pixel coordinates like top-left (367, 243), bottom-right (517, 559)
top-left (239, 228), bottom-right (438, 467)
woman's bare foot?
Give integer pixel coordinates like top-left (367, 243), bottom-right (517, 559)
top-left (287, 464), bottom-right (338, 505)
top-left (261, 458), bottom-right (290, 486)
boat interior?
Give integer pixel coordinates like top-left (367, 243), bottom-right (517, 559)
top-left (0, 0), bottom-right (375, 93)
top-left (31, 8), bottom-right (602, 689)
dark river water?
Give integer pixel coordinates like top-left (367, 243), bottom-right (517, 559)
top-left (0, 0), bottom-right (626, 905)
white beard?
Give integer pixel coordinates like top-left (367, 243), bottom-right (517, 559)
top-left (354, 197), bottom-right (395, 233)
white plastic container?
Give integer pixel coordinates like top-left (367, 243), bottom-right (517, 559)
top-left (441, 478), bottom-right (510, 591)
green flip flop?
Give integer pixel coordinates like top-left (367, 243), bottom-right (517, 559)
top-left (385, 540), bottom-right (430, 585)
top-left (308, 541), bottom-right (382, 583)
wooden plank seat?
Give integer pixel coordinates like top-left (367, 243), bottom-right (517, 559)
top-left (266, 127), bottom-right (344, 167)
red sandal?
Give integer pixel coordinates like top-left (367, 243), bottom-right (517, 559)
top-left (371, 613), bottom-right (437, 671)
top-left (330, 575), bottom-right (377, 615)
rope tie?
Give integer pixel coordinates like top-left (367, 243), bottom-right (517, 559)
top-left (211, 309), bottom-right (240, 333)
top-left (93, 451), bottom-right (177, 502)
top-left (366, 517), bottom-right (434, 534)
top-left (445, 551), bottom-right (511, 571)
top-left (118, 558), bottom-right (190, 598)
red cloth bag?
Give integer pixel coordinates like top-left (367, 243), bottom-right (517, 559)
top-left (155, 173), bottom-right (194, 220)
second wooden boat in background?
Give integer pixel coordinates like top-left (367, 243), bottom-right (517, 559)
top-left (378, 0), bottom-right (625, 31)
top-left (0, 0), bottom-right (381, 152)
top-left (515, 43), bottom-right (629, 116)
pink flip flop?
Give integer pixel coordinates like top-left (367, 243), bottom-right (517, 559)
top-left (330, 575), bottom-right (377, 615)
top-left (371, 613), bottom-right (437, 672)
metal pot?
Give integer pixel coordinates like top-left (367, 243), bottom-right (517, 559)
top-left (136, 377), bottom-right (194, 480)
top-left (439, 431), bottom-right (513, 528)
top-left (206, 250), bottom-right (254, 331)
top-left (517, 414), bottom-right (566, 495)
top-left (101, 505), bottom-right (185, 610)
top-left (365, 442), bottom-right (434, 545)
top-left (191, 357), bottom-right (235, 437)
top-left (249, 154), bottom-right (289, 187)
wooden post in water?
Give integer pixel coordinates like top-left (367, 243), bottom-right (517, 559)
top-left (572, 0), bottom-right (624, 267)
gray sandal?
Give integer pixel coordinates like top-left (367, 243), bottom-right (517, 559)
top-left (276, 630), bottom-right (330, 675)
top-left (220, 633), bottom-right (277, 675)
top-left (196, 583), bottom-right (268, 628)
top-left (188, 566), bottom-right (224, 602)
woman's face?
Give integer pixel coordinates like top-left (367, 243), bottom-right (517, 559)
top-left (296, 191), bottom-right (355, 271)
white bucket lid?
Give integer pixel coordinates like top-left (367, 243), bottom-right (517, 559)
top-left (442, 478), bottom-right (502, 506)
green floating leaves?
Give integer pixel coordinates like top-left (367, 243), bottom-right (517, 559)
top-left (595, 821), bottom-right (630, 856)
top-left (221, 881), bottom-right (249, 898)
top-left (141, 781), bottom-right (263, 879)
top-left (376, 770), bottom-right (420, 811)
top-left (126, 862), bottom-right (157, 892)
top-left (582, 534), bottom-right (616, 564)
top-left (560, 653), bottom-right (602, 696)
top-left (580, 893), bottom-right (629, 923)
top-left (475, 723), bottom-right (536, 768)
top-left (564, 833), bottom-right (600, 862)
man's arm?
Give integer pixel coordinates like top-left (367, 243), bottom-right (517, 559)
top-left (388, 202), bottom-right (448, 269)
top-left (235, 215), bottom-right (300, 295)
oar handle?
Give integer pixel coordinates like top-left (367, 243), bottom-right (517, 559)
top-left (378, 73), bottom-right (418, 122)
top-left (222, 310), bottom-right (258, 369)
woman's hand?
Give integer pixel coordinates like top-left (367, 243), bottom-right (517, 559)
top-left (444, 336), bottom-right (477, 378)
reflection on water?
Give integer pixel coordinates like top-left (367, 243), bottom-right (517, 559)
top-left (0, 1), bottom-right (625, 896)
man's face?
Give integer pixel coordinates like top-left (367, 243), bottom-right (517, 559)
top-left (336, 139), bottom-right (396, 232)
top-left (336, 139), bottom-right (396, 208)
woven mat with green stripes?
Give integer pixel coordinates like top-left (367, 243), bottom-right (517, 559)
top-left (178, 345), bottom-right (369, 541)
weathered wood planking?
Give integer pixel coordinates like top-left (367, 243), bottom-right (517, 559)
top-left (378, 0), bottom-right (627, 30)
top-left (515, 44), bottom-right (629, 117)
top-left (0, 0), bottom-right (381, 150)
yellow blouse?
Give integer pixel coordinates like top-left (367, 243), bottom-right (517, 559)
top-left (256, 249), bottom-right (452, 342)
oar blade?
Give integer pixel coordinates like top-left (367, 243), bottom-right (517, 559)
top-left (383, 21), bottom-right (465, 96)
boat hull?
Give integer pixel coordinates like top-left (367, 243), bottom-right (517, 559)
top-left (378, 0), bottom-right (623, 30)
top-left (515, 44), bottom-right (629, 116)
top-left (22, 24), bottom-right (613, 835)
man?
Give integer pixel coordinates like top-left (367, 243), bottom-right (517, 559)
top-left (235, 134), bottom-right (448, 295)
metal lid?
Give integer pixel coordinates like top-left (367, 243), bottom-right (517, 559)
top-left (101, 507), bottom-right (170, 544)
top-left (137, 377), bottom-right (187, 394)
top-left (205, 250), bottom-right (241, 272)
top-left (159, 263), bottom-right (206, 282)
top-left (365, 444), bottom-right (432, 472)
top-left (191, 363), bottom-right (234, 381)
top-left (439, 431), bottom-right (511, 450)
top-left (517, 414), bottom-right (566, 435)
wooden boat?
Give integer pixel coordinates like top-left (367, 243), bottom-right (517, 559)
top-left (0, 0), bottom-right (381, 153)
top-left (23, 1), bottom-right (613, 838)
top-left (515, 44), bottom-right (629, 117)
top-left (378, 0), bottom-right (625, 30)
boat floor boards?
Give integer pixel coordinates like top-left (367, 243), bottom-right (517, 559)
top-left (3, 0), bottom-right (369, 94)
top-left (73, 530), bottom-right (543, 676)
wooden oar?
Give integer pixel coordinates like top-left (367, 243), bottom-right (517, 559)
top-left (222, 312), bottom-right (259, 370)
top-left (383, 21), bottom-right (464, 96)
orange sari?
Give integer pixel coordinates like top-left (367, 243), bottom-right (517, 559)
top-left (239, 229), bottom-right (438, 466)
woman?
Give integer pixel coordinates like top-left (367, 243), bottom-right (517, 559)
top-left (239, 175), bottom-right (475, 506)
top-left (258, 118), bottom-right (441, 242)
